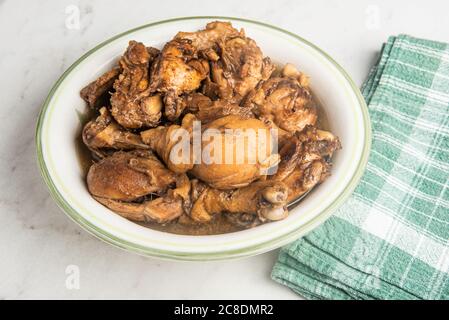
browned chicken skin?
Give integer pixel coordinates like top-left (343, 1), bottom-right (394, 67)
top-left (87, 150), bottom-right (192, 223)
top-left (82, 107), bottom-right (149, 158)
top-left (273, 127), bottom-right (341, 202)
top-left (142, 114), bottom-right (279, 189)
top-left (140, 113), bottom-right (197, 173)
top-left (110, 41), bottom-right (162, 129)
top-left (87, 150), bottom-right (178, 201)
top-left (189, 115), bottom-right (278, 189)
top-left (174, 21), bottom-right (242, 51)
top-left (150, 39), bottom-right (210, 94)
top-left (205, 35), bottom-right (275, 103)
top-left (94, 173), bottom-right (191, 223)
top-left (299, 126), bottom-right (342, 159)
top-left (244, 64), bottom-right (317, 133)
top-left (150, 39), bottom-right (210, 121)
top-left (283, 159), bottom-right (331, 202)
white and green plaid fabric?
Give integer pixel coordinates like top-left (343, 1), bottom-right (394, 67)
top-left (272, 35), bottom-right (449, 300)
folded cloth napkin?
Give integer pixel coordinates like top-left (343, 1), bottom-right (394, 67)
top-left (272, 35), bottom-right (449, 300)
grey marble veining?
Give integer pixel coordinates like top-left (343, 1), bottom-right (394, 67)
top-left (1, 0), bottom-right (448, 299)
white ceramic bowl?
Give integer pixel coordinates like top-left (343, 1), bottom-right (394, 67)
top-left (36, 17), bottom-right (371, 261)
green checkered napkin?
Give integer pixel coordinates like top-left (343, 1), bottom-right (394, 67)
top-left (272, 35), bottom-right (449, 300)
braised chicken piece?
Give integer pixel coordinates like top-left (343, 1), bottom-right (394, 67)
top-left (80, 66), bottom-right (121, 108)
top-left (281, 63), bottom-right (310, 88)
top-left (150, 39), bottom-right (210, 121)
top-left (244, 64), bottom-right (317, 133)
top-left (159, 21), bottom-right (243, 121)
top-left (299, 126), bottom-right (341, 159)
top-left (87, 150), bottom-right (178, 201)
top-left (110, 41), bottom-right (162, 129)
top-left (94, 174), bottom-right (190, 223)
top-left (142, 114), bottom-right (279, 189)
top-left (154, 21), bottom-right (273, 120)
top-left (273, 127), bottom-right (341, 202)
top-left (174, 21), bottom-right (242, 51)
top-left (283, 159), bottom-right (330, 202)
top-left (173, 21), bottom-right (275, 104)
top-left (204, 34), bottom-right (275, 103)
top-left (140, 113), bottom-right (197, 173)
top-left (82, 107), bottom-right (149, 158)
top-left (189, 179), bottom-right (289, 222)
top-left (189, 115), bottom-right (279, 189)
top-left (157, 22), bottom-right (242, 121)
top-left (173, 93), bottom-right (253, 122)
top-left (150, 39), bottom-right (210, 95)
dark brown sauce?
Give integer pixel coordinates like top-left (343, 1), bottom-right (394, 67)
top-left (75, 95), bottom-right (330, 236)
top-left (75, 108), bottom-right (97, 175)
top-left (141, 214), bottom-right (245, 236)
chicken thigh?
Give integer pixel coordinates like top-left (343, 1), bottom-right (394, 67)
top-left (275, 127), bottom-right (341, 202)
top-left (87, 150), bottom-right (177, 201)
top-left (244, 64), bottom-right (317, 133)
top-left (150, 39), bottom-right (210, 121)
top-left (110, 41), bottom-right (162, 129)
top-left (205, 35), bottom-right (275, 103)
top-left (94, 173), bottom-right (190, 223)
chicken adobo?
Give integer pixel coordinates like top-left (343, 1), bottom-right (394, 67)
top-left (78, 21), bottom-right (341, 235)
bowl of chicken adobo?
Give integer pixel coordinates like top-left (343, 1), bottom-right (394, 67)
top-left (36, 17), bottom-right (371, 260)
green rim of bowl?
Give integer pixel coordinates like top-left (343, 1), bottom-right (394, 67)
top-left (35, 16), bottom-right (372, 261)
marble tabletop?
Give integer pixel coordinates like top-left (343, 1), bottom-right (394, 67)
top-left (1, 0), bottom-right (448, 299)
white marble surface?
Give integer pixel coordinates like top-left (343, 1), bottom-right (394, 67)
top-left (1, 0), bottom-right (449, 300)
